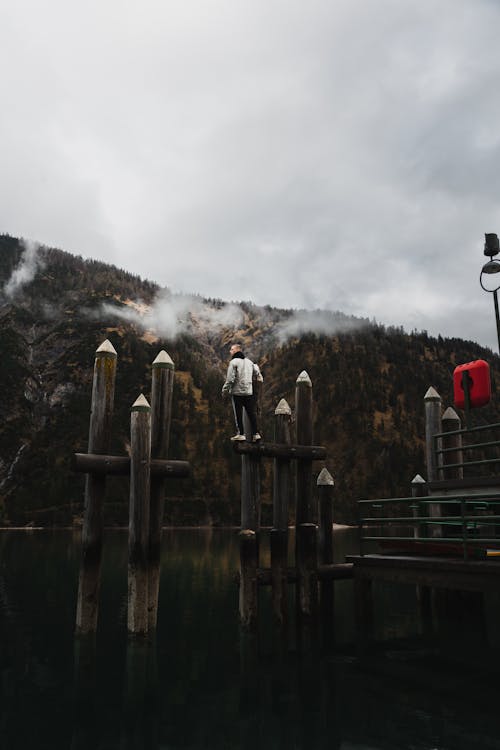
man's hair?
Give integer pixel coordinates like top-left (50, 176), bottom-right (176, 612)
top-left (231, 343), bottom-right (242, 350)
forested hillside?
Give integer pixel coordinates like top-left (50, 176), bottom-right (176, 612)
top-left (0, 234), bottom-right (498, 526)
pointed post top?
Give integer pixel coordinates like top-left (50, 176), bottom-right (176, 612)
top-left (152, 350), bottom-right (174, 369)
top-left (275, 398), bottom-right (292, 416)
top-left (131, 393), bottom-right (151, 411)
top-left (96, 339), bottom-right (117, 357)
top-left (296, 370), bottom-right (312, 387)
top-left (424, 386), bottom-right (441, 402)
top-left (411, 474), bottom-right (426, 485)
top-left (317, 467), bottom-right (334, 486)
top-left (442, 406), bottom-right (460, 421)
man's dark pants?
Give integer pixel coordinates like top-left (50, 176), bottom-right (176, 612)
top-left (232, 394), bottom-right (258, 435)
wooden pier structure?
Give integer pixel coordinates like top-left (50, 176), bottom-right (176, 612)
top-left (235, 373), bottom-right (500, 644)
top-left (234, 371), bottom-right (353, 636)
top-left (349, 385), bottom-right (500, 643)
top-left (73, 341), bottom-right (189, 638)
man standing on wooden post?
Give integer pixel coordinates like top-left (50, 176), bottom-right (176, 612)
top-left (222, 343), bottom-right (263, 442)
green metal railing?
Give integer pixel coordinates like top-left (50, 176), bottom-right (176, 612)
top-left (434, 421), bottom-right (500, 478)
top-left (358, 491), bottom-right (500, 561)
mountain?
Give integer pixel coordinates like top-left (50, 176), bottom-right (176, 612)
top-left (0, 234), bottom-right (498, 527)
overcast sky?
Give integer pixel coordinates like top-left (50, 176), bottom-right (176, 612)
top-left (2, 0), bottom-right (500, 349)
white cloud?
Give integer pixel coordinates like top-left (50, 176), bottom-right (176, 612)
top-left (3, 239), bottom-right (45, 298)
top-left (1, 1), bottom-right (500, 348)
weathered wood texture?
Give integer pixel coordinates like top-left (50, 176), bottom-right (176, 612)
top-left (411, 474), bottom-right (432, 633)
top-left (317, 468), bottom-right (335, 625)
top-left (425, 387), bottom-right (443, 536)
top-left (148, 352), bottom-right (175, 631)
top-left (128, 395), bottom-right (151, 636)
top-left (73, 453), bottom-right (189, 477)
top-left (295, 372), bottom-right (314, 525)
top-left (296, 523), bottom-right (319, 620)
top-left (347, 554), bottom-right (500, 592)
top-left (271, 399), bottom-right (292, 628)
top-left (241, 412), bottom-right (260, 531)
top-left (233, 442), bottom-right (326, 460)
top-left (76, 340), bottom-right (117, 636)
top-left (239, 530), bottom-right (258, 629)
top-left (441, 407), bottom-right (463, 481)
top-left (236, 563), bottom-right (353, 585)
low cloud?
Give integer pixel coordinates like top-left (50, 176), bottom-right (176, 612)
top-left (100, 289), bottom-right (370, 345)
top-left (4, 239), bottom-right (45, 298)
top-left (101, 291), bottom-right (245, 339)
top-left (276, 309), bottom-right (370, 344)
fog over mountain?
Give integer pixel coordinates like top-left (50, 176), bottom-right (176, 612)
top-left (2, 2), bottom-right (500, 349)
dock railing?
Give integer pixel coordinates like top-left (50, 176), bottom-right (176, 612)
top-left (358, 489), bottom-right (500, 561)
top-left (434, 421), bottom-right (500, 479)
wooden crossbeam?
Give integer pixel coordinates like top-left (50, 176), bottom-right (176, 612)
top-left (232, 442), bottom-right (326, 460)
top-left (73, 452), bottom-right (190, 478)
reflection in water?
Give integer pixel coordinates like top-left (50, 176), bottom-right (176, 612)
top-left (0, 528), bottom-right (500, 749)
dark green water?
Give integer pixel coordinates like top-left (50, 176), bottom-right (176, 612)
top-left (1, 528), bottom-right (500, 749)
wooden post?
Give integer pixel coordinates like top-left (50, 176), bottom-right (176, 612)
top-left (296, 523), bottom-right (318, 622)
top-left (240, 405), bottom-right (260, 629)
top-left (148, 350), bottom-right (175, 631)
top-left (76, 340), bottom-right (117, 635)
top-left (241, 411), bottom-right (260, 530)
top-left (295, 371), bottom-right (314, 525)
top-left (128, 394), bottom-right (151, 637)
top-left (441, 406), bottom-right (463, 480)
top-left (424, 386), bottom-right (443, 537)
top-left (424, 386), bottom-right (442, 481)
top-left (239, 530), bottom-right (258, 629)
top-left (317, 468), bottom-right (335, 628)
top-left (271, 398), bottom-right (292, 628)
top-left (412, 474), bottom-right (432, 635)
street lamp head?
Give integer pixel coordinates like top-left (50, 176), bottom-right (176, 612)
top-left (482, 259), bottom-right (500, 274)
top-left (484, 232), bottom-right (500, 258)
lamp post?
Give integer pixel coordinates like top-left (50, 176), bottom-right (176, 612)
top-left (480, 232), bottom-right (500, 354)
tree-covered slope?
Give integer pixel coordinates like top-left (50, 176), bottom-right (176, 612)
top-left (0, 234), bottom-right (498, 526)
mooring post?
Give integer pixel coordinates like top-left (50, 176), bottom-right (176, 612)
top-left (317, 468), bottom-right (335, 629)
top-left (295, 371), bottom-right (314, 525)
top-left (239, 529), bottom-right (258, 629)
top-left (148, 351), bottom-right (175, 632)
top-left (76, 339), bottom-right (117, 636)
top-left (128, 394), bottom-right (152, 637)
top-left (424, 386), bottom-right (443, 537)
top-left (441, 406), bottom-right (463, 480)
top-left (412, 474), bottom-right (432, 635)
top-left (295, 371), bottom-right (318, 624)
top-left (271, 398), bottom-right (292, 629)
top-left (296, 522), bottom-right (319, 633)
top-left (239, 409), bottom-right (261, 629)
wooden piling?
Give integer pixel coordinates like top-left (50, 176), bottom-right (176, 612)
top-left (240, 408), bottom-right (261, 628)
top-left (295, 371), bottom-right (314, 525)
top-left (239, 530), bottom-right (258, 629)
top-left (441, 406), bottom-right (463, 480)
top-left (128, 394), bottom-right (151, 637)
top-left (241, 412), bottom-right (261, 530)
top-left (424, 387), bottom-right (443, 537)
top-left (148, 351), bottom-right (175, 631)
top-left (424, 386), bottom-right (442, 482)
top-left (412, 474), bottom-right (432, 635)
top-left (296, 523), bottom-right (319, 621)
top-left (271, 398), bottom-right (292, 628)
top-left (76, 339), bottom-right (117, 636)
top-left (317, 468), bottom-right (335, 627)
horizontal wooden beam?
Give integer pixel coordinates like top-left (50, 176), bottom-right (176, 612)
top-left (234, 562), bottom-right (353, 586)
top-left (232, 442), bottom-right (327, 460)
top-left (73, 453), bottom-right (190, 478)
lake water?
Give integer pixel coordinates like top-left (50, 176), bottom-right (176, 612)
top-left (1, 528), bottom-right (500, 749)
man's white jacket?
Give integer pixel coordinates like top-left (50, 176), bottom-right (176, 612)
top-left (222, 356), bottom-right (263, 396)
